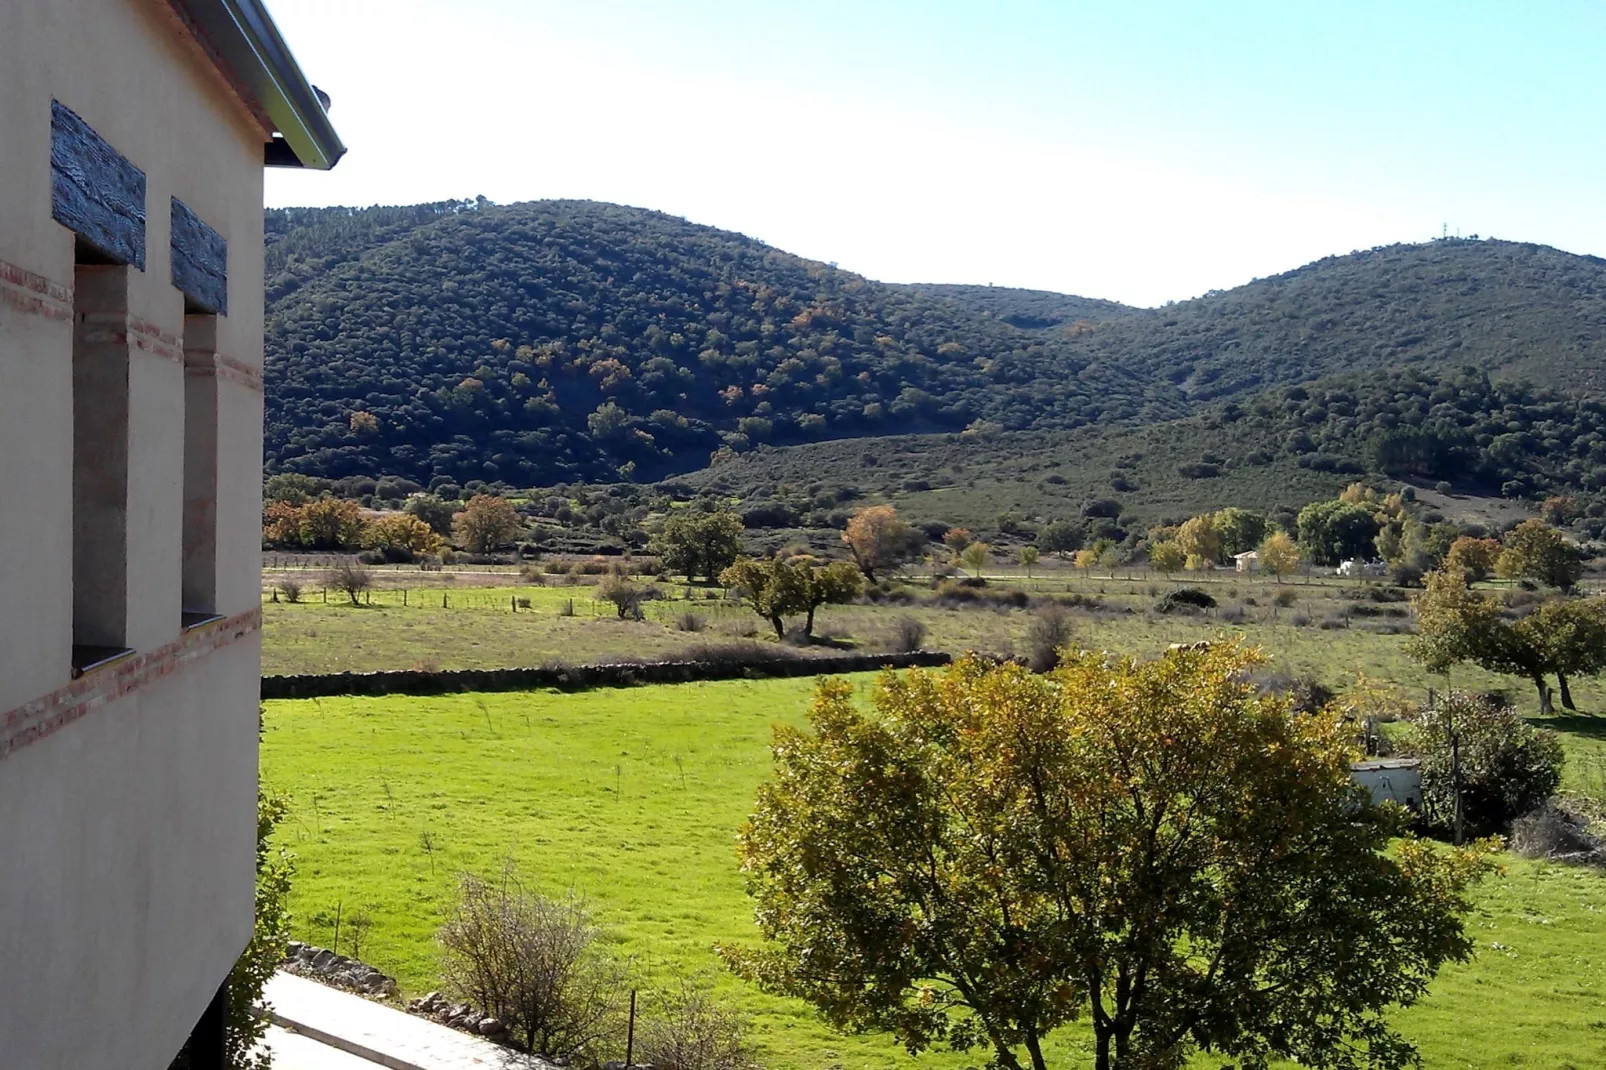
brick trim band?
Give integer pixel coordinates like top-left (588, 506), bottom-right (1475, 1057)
top-left (0, 607), bottom-right (261, 763)
top-left (215, 353), bottom-right (264, 392)
top-left (0, 259), bottom-right (72, 321)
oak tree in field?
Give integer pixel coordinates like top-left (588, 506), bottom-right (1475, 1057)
top-left (1018, 545), bottom-right (1040, 578)
top-left (1212, 506), bottom-right (1268, 557)
top-left (727, 646), bottom-right (1494, 1070)
top-left (453, 494), bottom-right (524, 553)
top-left (1495, 519), bottom-right (1581, 593)
top-left (1036, 520), bottom-right (1083, 558)
top-left (720, 556), bottom-right (862, 639)
top-left (1148, 539), bottom-right (1185, 578)
top-left (654, 508), bottom-right (745, 584)
top-left (404, 493), bottom-right (461, 537)
top-left (1258, 530), bottom-right (1300, 581)
top-left (958, 540), bottom-right (990, 579)
top-left (1175, 514), bottom-right (1222, 569)
top-left (363, 514), bottom-right (444, 559)
top-left (1296, 499), bottom-right (1380, 566)
top-left (942, 527), bottom-right (973, 555)
top-left (1443, 535), bottom-right (1501, 583)
top-left (842, 505), bottom-right (923, 582)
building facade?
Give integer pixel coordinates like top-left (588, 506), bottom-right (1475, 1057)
top-left (0, 1), bottom-right (340, 1065)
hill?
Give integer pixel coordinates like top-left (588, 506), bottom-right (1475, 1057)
top-left (263, 200), bottom-right (1606, 493)
top-left (264, 200), bottom-right (1160, 485)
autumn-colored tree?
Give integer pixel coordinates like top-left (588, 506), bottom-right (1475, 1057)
top-left (1540, 495), bottom-right (1579, 526)
top-left (727, 646), bottom-right (1494, 1070)
top-left (959, 541), bottom-right (990, 579)
top-left (942, 527), bottom-right (973, 555)
top-left (262, 500), bottom-right (305, 547)
top-left (1443, 536), bottom-right (1500, 583)
top-left (1175, 514), bottom-right (1222, 568)
top-left (1148, 540), bottom-right (1185, 577)
top-left (1496, 519), bottom-right (1581, 592)
top-left (363, 514), bottom-right (443, 559)
top-left (1258, 531), bottom-right (1300, 581)
top-left (841, 505), bottom-right (922, 582)
top-left (298, 497), bottom-right (366, 551)
top-left (1018, 545), bottom-right (1040, 578)
top-left (720, 556), bottom-right (863, 639)
top-left (1073, 548), bottom-right (1098, 573)
top-left (653, 508), bottom-right (745, 583)
top-left (453, 495), bottom-right (524, 554)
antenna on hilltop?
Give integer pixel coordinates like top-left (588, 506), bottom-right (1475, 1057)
top-left (1441, 222), bottom-right (1448, 240)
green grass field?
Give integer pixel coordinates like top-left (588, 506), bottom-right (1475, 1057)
top-left (262, 674), bottom-right (1606, 1070)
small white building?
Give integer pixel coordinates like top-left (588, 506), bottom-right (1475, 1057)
top-left (1351, 759), bottom-right (1422, 810)
top-left (1336, 558), bottom-right (1387, 578)
top-left (1234, 550), bottom-right (1260, 573)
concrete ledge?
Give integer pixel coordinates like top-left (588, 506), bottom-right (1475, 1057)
top-left (261, 650), bottom-right (953, 700)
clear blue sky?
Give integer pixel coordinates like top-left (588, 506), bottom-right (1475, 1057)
top-left (264, 1), bottom-right (1606, 307)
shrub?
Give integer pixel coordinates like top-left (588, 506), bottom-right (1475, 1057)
top-left (326, 562), bottom-right (373, 606)
top-left (1155, 587), bottom-right (1216, 614)
top-left (674, 611), bottom-right (707, 633)
top-left (1509, 801), bottom-right (1605, 864)
top-left (890, 616), bottom-right (927, 653)
top-left (1220, 604), bottom-right (1246, 623)
top-left (638, 975), bottom-right (760, 1070)
top-left (559, 599), bottom-right (575, 617)
top-left (1290, 612), bottom-right (1312, 627)
top-left (437, 867), bottom-right (628, 1059)
top-left (1273, 589), bottom-right (1298, 608)
top-left (1025, 604), bottom-right (1076, 672)
top-left (1402, 692), bottom-right (1565, 838)
top-left (277, 578), bottom-right (303, 604)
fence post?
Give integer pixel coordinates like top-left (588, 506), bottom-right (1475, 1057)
top-left (442, 592), bottom-right (448, 608)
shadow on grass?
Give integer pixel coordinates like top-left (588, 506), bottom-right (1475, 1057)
top-left (1536, 714), bottom-right (1606, 740)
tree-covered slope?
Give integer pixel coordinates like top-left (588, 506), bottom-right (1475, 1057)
top-left (264, 200), bottom-right (1606, 488)
top-left (264, 200), bottom-right (1160, 484)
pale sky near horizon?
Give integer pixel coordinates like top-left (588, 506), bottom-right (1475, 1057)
top-left (263, 1), bottom-right (1606, 308)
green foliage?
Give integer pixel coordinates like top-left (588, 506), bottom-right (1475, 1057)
top-left (1298, 499), bottom-right (1381, 566)
top-left (727, 648), bottom-right (1496, 1070)
top-left (720, 556), bottom-right (863, 639)
top-left (1497, 519), bottom-right (1583, 592)
top-left (653, 509), bottom-right (745, 584)
top-left (1213, 507), bottom-right (1269, 557)
top-left (404, 494), bottom-right (459, 537)
top-left (1403, 692), bottom-right (1566, 838)
top-left (453, 495), bottom-right (524, 553)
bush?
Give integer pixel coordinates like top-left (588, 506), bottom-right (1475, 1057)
top-left (277, 578), bottom-right (303, 604)
top-left (1155, 587), bottom-right (1216, 614)
top-left (1509, 801), bottom-right (1605, 865)
top-left (674, 611), bottom-right (707, 633)
top-left (438, 867), bottom-right (628, 1059)
top-left (1025, 604), bottom-right (1076, 672)
top-left (326, 561), bottom-right (373, 606)
top-left (1273, 589), bottom-right (1298, 608)
top-left (890, 616), bottom-right (927, 653)
top-left (638, 975), bottom-right (760, 1070)
top-left (1402, 692), bottom-right (1565, 838)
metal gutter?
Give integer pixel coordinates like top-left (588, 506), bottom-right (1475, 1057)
top-left (175, 0), bottom-right (346, 169)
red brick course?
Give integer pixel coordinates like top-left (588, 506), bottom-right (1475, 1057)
top-left (0, 258), bottom-right (72, 321)
top-left (0, 608), bottom-right (261, 763)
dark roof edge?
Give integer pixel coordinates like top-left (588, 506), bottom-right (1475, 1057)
top-left (176, 0), bottom-right (346, 170)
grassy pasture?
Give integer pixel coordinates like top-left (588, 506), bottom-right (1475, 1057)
top-left (263, 673), bottom-right (1606, 1070)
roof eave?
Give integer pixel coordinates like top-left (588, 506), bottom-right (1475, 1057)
top-left (174, 0), bottom-right (346, 170)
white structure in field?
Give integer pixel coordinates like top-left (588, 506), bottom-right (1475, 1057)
top-left (1233, 550), bottom-right (1260, 573)
top-left (1336, 558), bottom-right (1387, 578)
top-left (0, 1), bottom-right (341, 1065)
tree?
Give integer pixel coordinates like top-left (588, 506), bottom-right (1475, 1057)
top-left (405, 494), bottom-right (460, 537)
top-left (1212, 507), bottom-right (1268, 557)
top-left (363, 514), bottom-right (443, 559)
top-left (1497, 519), bottom-right (1581, 592)
top-left (454, 495), bottom-right (523, 553)
top-left (942, 527), bottom-right (973, 555)
top-left (842, 505), bottom-right (922, 582)
top-left (959, 541), bottom-right (990, 579)
top-left (654, 509), bottom-right (745, 584)
top-left (1036, 521), bottom-right (1083, 558)
top-left (1531, 596), bottom-right (1606, 710)
top-left (1148, 540), bottom-right (1185, 578)
top-left (299, 496), bottom-right (367, 551)
top-left (327, 562), bottom-right (373, 606)
top-left (1403, 691), bottom-right (1564, 838)
top-left (1444, 536), bottom-right (1500, 583)
top-left (1017, 545), bottom-right (1040, 578)
top-left (1408, 569), bottom-right (1565, 714)
top-left (264, 472), bottom-right (320, 505)
top-left (1258, 530), bottom-right (1300, 581)
top-left (720, 556), bottom-right (863, 639)
top-left (726, 646), bottom-right (1494, 1070)
top-left (1297, 500), bottom-right (1381, 566)
top-left (1073, 548), bottom-right (1097, 573)
top-left (1175, 514), bottom-right (1222, 568)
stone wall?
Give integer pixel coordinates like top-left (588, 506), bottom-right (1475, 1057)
top-left (260, 650), bottom-right (953, 700)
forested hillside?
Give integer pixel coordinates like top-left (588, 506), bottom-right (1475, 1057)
top-left (264, 199), bottom-right (1606, 491)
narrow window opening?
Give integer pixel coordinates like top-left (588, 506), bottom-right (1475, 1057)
top-left (71, 263), bottom-right (134, 674)
top-left (181, 314), bottom-right (221, 628)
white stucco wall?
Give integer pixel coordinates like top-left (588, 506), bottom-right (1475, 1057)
top-left (0, 0), bottom-right (271, 1064)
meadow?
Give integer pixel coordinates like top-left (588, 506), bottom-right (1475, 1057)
top-left (262, 676), bottom-right (1606, 1070)
top-left (259, 560), bottom-right (1606, 1067)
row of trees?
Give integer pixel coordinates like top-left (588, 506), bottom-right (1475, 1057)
top-left (263, 494), bottom-right (524, 557)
